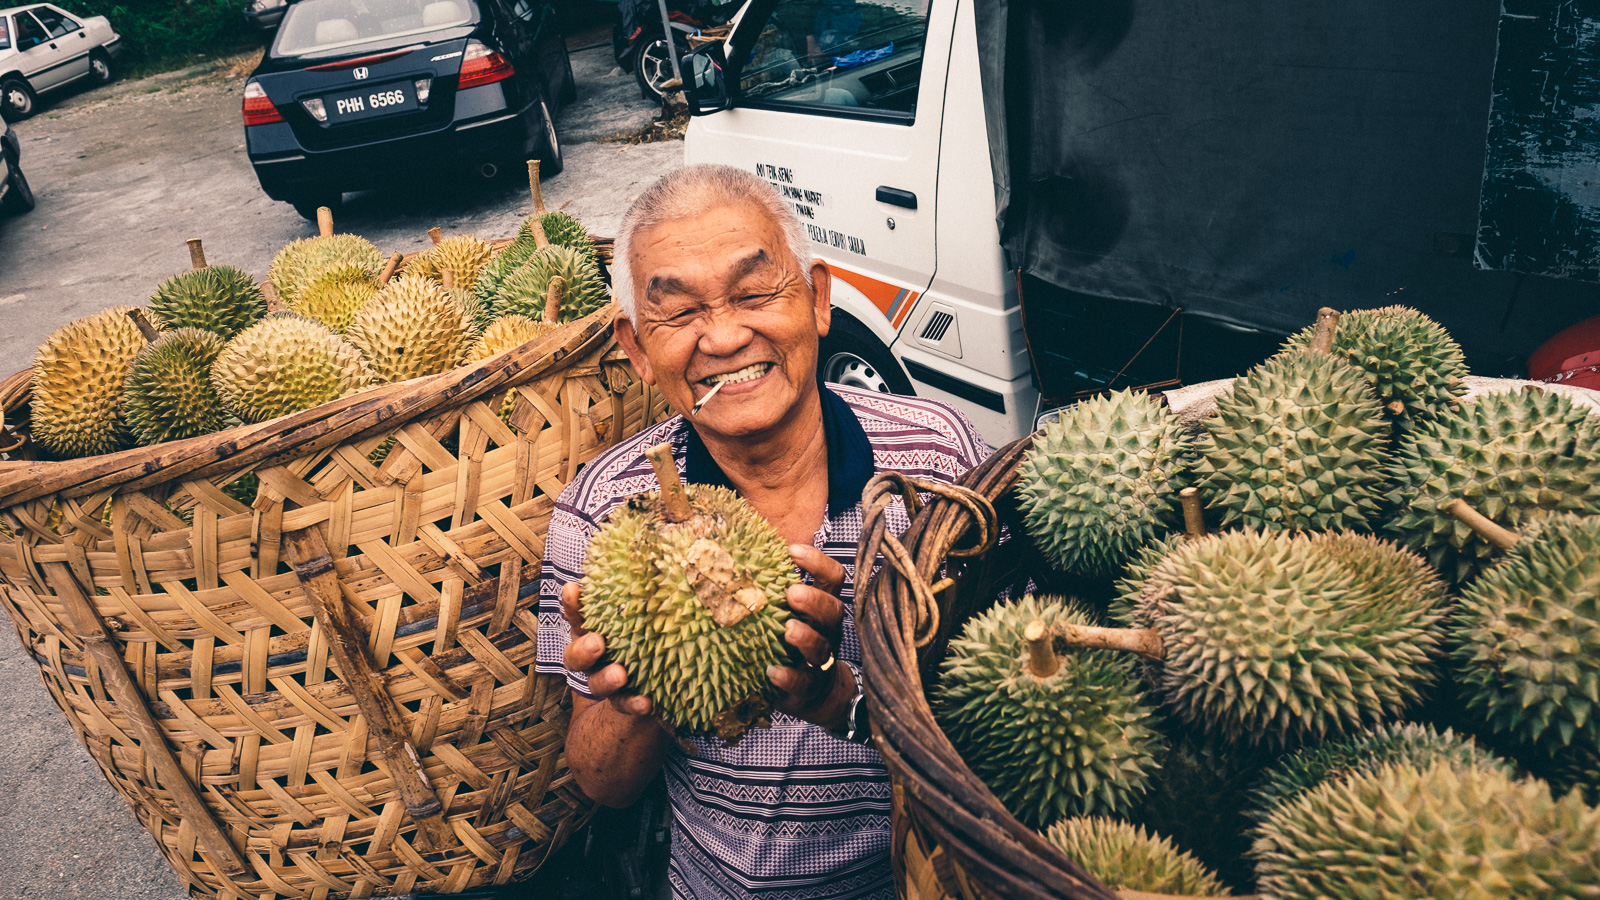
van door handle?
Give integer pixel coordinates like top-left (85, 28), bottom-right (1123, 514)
top-left (876, 186), bottom-right (917, 210)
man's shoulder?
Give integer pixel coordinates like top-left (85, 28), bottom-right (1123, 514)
top-left (829, 384), bottom-right (992, 467)
top-left (555, 415), bottom-right (684, 521)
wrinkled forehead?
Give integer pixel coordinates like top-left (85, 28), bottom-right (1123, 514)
top-left (629, 203), bottom-right (801, 306)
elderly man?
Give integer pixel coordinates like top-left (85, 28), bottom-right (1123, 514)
top-left (535, 164), bottom-right (989, 899)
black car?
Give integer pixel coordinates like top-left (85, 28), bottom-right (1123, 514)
top-left (243, 0), bottom-right (574, 219)
top-left (1, 108), bottom-right (33, 213)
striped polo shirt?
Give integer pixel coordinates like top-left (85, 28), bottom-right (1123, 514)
top-left (535, 384), bottom-right (990, 900)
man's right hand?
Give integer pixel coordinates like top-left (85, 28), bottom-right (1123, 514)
top-left (560, 581), bottom-right (654, 718)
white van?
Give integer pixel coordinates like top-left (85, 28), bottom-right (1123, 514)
top-left (682, 0), bottom-right (1600, 449)
top-left (682, 0), bottom-right (1034, 445)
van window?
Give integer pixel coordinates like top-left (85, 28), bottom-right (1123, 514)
top-left (740, 0), bottom-right (929, 117)
top-left (31, 6), bottom-right (80, 37)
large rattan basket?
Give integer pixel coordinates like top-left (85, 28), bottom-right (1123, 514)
top-left (855, 441), bottom-right (1255, 900)
top-left (0, 303), bottom-right (668, 899)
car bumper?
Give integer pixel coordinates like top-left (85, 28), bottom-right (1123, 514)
top-left (103, 36), bottom-right (123, 58)
top-left (246, 87), bottom-right (541, 200)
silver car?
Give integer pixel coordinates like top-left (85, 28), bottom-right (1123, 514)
top-left (0, 3), bottom-right (120, 118)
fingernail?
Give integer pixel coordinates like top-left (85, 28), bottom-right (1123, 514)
top-left (789, 543), bottom-right (810, 556)
top-left (766, 665), bottom-right (783, 684)
top-left (784, 620), bottom-right (802, 642)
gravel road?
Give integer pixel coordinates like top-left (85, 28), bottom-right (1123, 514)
top-left (0, 37), bottom-right (681, 900)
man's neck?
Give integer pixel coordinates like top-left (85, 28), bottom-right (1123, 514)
top-left (695, 388), bottom-right (830, 544)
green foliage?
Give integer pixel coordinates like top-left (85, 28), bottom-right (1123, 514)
top-left (53, 0), bottom-right (259, 76)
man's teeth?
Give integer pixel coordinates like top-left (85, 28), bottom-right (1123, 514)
top-left (707, 363), bottom-right (770, 385)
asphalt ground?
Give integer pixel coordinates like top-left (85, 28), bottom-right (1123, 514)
top-left (0, 34), bottom-right (681, 900)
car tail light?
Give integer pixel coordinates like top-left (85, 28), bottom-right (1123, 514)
top-left (458, 41), bottom-right (513, 89)
top-left (242, 81), bottom-right (284, 126)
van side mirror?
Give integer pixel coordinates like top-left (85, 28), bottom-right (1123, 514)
top-left (681, 44), bottom-right (729, 115)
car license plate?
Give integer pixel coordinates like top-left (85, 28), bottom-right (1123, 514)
top-left (323, 82), bottom-right (417, 122)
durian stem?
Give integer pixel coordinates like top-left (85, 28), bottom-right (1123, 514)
top-left (379, 251), bottom-right (403, 284)
top-left (1307, 307), bottom-right (1341, 355)
top-left (528, 159), bottom-right (547, 213)
top-left (427, 226), bottom-right (443, 247)
top-left (644, 442), bottom-right (694, 523)
top-left (1386, 400), bottom-right (1406, 416)
top-left (126, 308), bottom-right (160, 341)
top-left (1024, 619), bottom-right (1059, 678)
top-left (262, 281), bottom-right (287, 312)
top-left (1443, 498), bottom-right (1521, 551)
top-left (544, 275), bottom-right (566, 324)
top-left (1055, 622), bottom-right (1165, 662)
top-left (1179, 486), bottom-right (1206, 539)
top-left (186, 237), bottom-right (208, 270)
top-left (442, 270), bottom-right (455, 291)
top-left (316, 206), bottom-right (334, 238)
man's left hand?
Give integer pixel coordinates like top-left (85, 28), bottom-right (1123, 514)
top-left (769, 544), bottom-right (856, 732)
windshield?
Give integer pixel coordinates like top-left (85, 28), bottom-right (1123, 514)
top-left (739, 0), bottom-right (929, 115)
top-left (275, 0), bottom-right (476, 57)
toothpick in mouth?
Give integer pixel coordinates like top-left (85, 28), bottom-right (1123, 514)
top-left (691, 379), bottom-right (726, 417)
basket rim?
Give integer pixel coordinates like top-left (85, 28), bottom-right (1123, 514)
top-left (0, 302), bottom-right (619, 507)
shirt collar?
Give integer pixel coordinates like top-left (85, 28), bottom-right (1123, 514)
top-left (682, 384), bottom-right (875, 515)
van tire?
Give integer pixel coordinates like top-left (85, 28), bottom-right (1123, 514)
top-left (819, 316), bottom-right (914, 395)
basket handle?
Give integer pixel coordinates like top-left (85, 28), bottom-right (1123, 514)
top-left (854, 472), bottom-right (997, 649)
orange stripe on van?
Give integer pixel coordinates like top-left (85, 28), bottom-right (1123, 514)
top-left (829, 265), bottom-right (921, 331)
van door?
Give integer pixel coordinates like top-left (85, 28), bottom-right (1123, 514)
top-left (684, 0), bottom-right (950, 353)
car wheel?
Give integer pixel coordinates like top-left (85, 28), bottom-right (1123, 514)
top-left (2, 161), bottom-right (35, 214)
top-left (819, 316), bottom-right (914, 395)
top-left (632, 36), bottom-right (680, 101)
top-left (1, 77), bottom-right (37, 120)
top-left (535, 95), bottom-right (563, 177)
top-left (290, 193), bottom-right (341, 222)
top-left (88, 51), bottom-right (113, 86)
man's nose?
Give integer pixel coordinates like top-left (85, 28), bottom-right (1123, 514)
top-left (696, 306), bottom-right (755, 356)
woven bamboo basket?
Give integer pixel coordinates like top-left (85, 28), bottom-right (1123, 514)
top-left (0, 301), bottom-right (669, 900)
top-left (855, 443), bottom-right (1256, 900)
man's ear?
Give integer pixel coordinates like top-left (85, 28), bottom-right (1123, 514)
top-left (613, 313), bottom-right (656, 386)
top-left (810, 260), bottom-right (832, 338)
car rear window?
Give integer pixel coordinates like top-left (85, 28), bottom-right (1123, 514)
top-left (275, 0), bottom-right (478, 57)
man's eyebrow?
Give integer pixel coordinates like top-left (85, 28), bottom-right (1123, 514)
top-left (644, 250), bottom-right (775, 305)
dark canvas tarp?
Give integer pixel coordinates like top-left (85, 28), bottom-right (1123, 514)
top-left (977, 0), bottom-right (1600, 372)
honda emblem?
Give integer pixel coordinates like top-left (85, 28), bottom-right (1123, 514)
top-left (353, 66), bottom-right (369, 80)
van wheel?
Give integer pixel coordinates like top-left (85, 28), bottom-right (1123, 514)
top-left (1, 77), bottom-right (36, 119)
top-left (820, 317), bottom-right (913, 395)
top-left (88, 51), bottom-right (113, 85)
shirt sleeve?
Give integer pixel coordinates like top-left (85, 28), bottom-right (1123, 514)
top-left (535, 502), bottom-right (601, 697)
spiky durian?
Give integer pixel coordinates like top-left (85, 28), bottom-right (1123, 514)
top-left (1388, 386), bottom-right (1600, 583)
top-left (1129, 735), bottom-right (1269, 891)
top-left (407, 234), bottom-right (497, 290)
top-left (1115, 530), bottom-right (1449, 748)
top-left (345, 274), bottom-right (472, 384)
top-left (1253, 760), bottom-right (1600, 899)
top-left (148, 266), bottom-right (266, 341)
top-left (474, 230), bottom-right (541, 308)
top-left (1015, 390), bottom-right (1194, 578)
top-left (539, 211), bottom-right (597, 264)
top-left (493, 245), bottom-right (609, 323)
top-left (1045, 817), bottom-right (1224, 896)
top-left (212, 313), bottom-right (374, 423)
top-left (30, 307), bottom-right (146, 458)
top-left (269, 233), bottom-right (383, 306)
top-left (1278, 306), bottom-right (1468, 432)
top-left (1195, 350), bottom-right (1390, 532)
top-left (466, 314), bottom-right (556, 364)
top-left (1247, 722), bottom-right (1511, 823)
top-left (1109, 534), bottom-right (1186, 626)
top-left (1452, 513), bottom-right (1600, 753)
top-left (581, 448), bottom-right (800, 743)
top-left (289, 265), bottom-right (379, 333)
top-left (449, 285), bottom-right (492, 335)
top-left (122, 328), bottom-right (229, 445)
top-left (934, 594), bottom-right (1165, 827)
top-left (1551, 744), bottom-right (1600, 806)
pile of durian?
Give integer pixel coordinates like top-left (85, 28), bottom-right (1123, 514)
top-left (24, 201), bottom-right (607, 461)
top-left (936, 307), bottom-right (1600, 897)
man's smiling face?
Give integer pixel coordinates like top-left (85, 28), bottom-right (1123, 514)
top-left (615, 201), bottom-right (831, 441)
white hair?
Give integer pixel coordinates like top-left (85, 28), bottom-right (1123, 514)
top-left (611, 164), bottom-right (814, 321)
